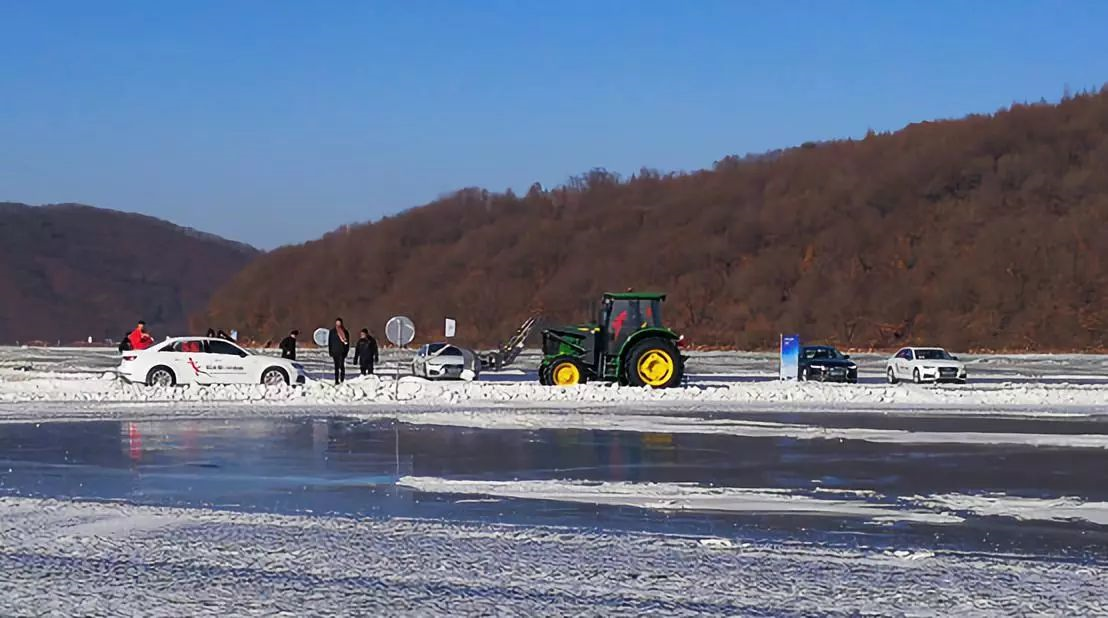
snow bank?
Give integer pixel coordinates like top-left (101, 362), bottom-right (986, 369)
top-left (3, 369), bottom-right (1108, 410)
top-left (390, 410), bottom-right (1108, 448)
top-left (398, 476), bottom-right (963, 524)
top-left (912, 493), bottom-right (1108, 526)
top-left (399, 477), bottom-right (1108, 528)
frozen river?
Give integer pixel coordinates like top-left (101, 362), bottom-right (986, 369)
top-left (1, 348), bottom-right (1107, 614)
top-left (2, 412), bottom-right (1108, 614)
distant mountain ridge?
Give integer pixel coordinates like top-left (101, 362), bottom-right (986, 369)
top-left (0, 202), bottom-right (258, 343)
top-left (201, 91), bottom-right (1107, 351)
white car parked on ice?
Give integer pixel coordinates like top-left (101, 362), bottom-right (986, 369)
top-left (119, 337), bottom-right (307, 387)
top-left (411, 343), bottom-right (481, 381)
top-left (885, 347), bottom-right (967, 384)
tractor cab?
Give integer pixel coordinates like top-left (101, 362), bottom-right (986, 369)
top-left (539, 292), bottom-right (684, 388)
top-left (599, 293), bottom-right (665, 355)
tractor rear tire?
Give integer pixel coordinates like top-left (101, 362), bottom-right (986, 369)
top-left (547, 356), bottom-right (587, 387)
top-left (626, 338), bottom-right (683, 388)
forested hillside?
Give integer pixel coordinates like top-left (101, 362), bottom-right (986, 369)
top-left (0, 203), bottom-right (258, 343)
top-left (202, 92), bottom-right (1108, 351)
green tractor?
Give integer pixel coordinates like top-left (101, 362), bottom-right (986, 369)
top-left (538, 292), bottom-right (685, 388)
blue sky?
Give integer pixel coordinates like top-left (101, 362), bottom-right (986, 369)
top-left (3, 1), bottom-right (1107, 248)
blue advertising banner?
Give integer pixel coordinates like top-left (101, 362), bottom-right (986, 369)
top-left (780, 334), bottom-right (800, 381)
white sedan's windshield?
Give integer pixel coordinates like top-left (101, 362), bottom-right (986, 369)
top-left (915, 349), bottom-right (952, 361)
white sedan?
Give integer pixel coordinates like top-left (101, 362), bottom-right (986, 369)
top-left (411, 343), bottom-right (480, 381)
top-left (119, 337), bottom-right (307, 387)
top-left (886, 347), bottom-right (967, 384)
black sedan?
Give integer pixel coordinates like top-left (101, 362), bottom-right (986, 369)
top-left (799, 346), bottom-right (858, 383)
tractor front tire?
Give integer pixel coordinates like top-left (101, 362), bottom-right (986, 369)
top-left (547, 357), bottom-right (587, 387)
top-left (626, 338), bottom-right (683, 388)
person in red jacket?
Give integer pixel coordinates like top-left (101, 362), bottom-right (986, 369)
top-left (127, 321), bottom-right (155, 351)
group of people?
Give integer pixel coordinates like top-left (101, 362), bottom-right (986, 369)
top-left (279, 318), bottom-right (379, 385)
top-left (117, 318), bottom-right (380, 386)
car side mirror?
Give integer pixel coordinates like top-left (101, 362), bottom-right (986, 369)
top-left (951, 355), bottom-right (959, 360)
top-left (843, 354), bottom-right (851, 359)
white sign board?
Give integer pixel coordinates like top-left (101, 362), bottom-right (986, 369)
top-left (385, 316), bottom-right (416, 347)
top-left (445, 317), bottom-right (456, 338)
top-left (313, 328), bottom-right (329, 347)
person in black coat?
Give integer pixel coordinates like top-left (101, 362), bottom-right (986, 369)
top-left (353, 329), bottom-right (379, 376)
top-left (279, 330), bottom-right (299, 361)
top-left (328, 318), bottom-right (350, 385)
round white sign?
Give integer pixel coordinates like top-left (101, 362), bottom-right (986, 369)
top-left (312, 328), bottom-right (329, 347)
top-left (385, 316), bottom-right (416, 347)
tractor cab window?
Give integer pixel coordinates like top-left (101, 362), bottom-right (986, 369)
top-left (605, 298), bottom-right (659, 354)
top-left (645, 300), bottom-right (663, 328)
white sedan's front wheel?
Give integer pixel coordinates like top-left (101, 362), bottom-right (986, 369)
top-left (913, 369), bottom-right (923, 384)
top-left (147, 366), bottom-right (176, 387)
top-left (886, 367), bottom-right (898, 384)
top-left (262, 367), bottom-right (289, 386)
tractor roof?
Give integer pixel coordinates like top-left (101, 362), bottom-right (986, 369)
top-left (604, 292), bottom-right (667, 301)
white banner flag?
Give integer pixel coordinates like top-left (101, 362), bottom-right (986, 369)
top-left (445, 318), bottom-right (456, 338)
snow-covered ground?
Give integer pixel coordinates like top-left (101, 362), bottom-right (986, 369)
top-left (1, 347), bottom-right (1106, 418)
top-left (1, 496), bottom-right (1106, 615)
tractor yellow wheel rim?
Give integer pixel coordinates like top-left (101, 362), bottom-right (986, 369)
top-left (551, 362), bottom-right (581, 386)
top-left (637, 349), bottom-right (675, 387)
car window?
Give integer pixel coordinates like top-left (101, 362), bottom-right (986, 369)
top-left (162, 340), bottom-right (203, 353)
top-left (207, 340), bottom-right (247, 356)
top-left (441, 346), bottom-right (463, 357)
top-left (427, 343), bottom-right (447, 355)
top-left (895, 349), bottom-right (911, 360)
top-left (804, 347), bottom-right (837, 360)
top-left (915, 349), bottom-right (951, 361)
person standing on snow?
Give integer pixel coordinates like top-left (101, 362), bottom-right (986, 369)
top-left (127, 320), bottom-right (155, 351)
top-left (353, 328), bottom-right (379, 376)
top-left (328, 318), bottom-right (350, 385)
top-left (280, 330), bottom-right (299, 361)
